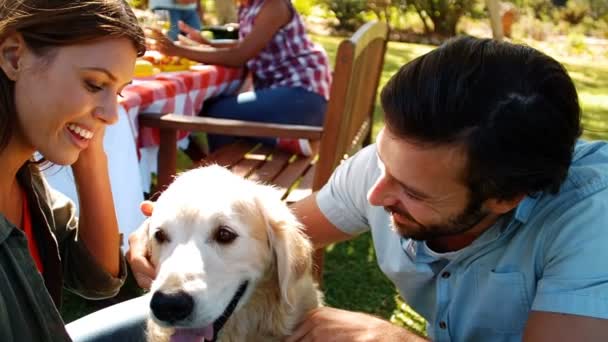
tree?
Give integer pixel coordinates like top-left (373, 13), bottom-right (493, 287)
top-left (319, 0), bottom-right (368, 32)
top-left (587, 0), bottom-right (608, 19)
top-left (409, 0), bottom-right (476, 37)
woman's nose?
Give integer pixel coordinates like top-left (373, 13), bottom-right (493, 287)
top-left (367, 175), bottom-right (398, 207)
top-left (94, 97), bottom-right (119, 125)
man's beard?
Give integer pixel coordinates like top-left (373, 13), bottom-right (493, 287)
top-left (386, 196), bottom-right (489, 241)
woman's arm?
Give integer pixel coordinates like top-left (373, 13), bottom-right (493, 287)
top-left (70, 126), bottom-right (121, 277)
top-left (151, 0), bottom-right (291, 68)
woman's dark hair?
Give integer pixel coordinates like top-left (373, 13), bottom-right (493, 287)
top-left (0, 0), bottom-right (146, 152)
top-left (381, 36), bottom-right (581, 201)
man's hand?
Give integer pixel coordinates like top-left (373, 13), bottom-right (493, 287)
top-left (285, 307), bottom-right (428, 342)
top-left (126, 201), bottom-right (156, 289)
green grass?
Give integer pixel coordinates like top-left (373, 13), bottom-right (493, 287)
top-left (563, 61), bottom-right (608, 141)
top-left (61, 37), bottom-right (608, 336)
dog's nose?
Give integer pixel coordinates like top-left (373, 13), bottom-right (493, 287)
top-left (150, 291), bottom-right (194, 323)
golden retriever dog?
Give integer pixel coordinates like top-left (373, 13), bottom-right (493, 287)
top-left (144, 165), bottom-right (322, 342)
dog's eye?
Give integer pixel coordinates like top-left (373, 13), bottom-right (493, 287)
top-left (214, 226), bottom-right (237, 244)
top-left (154, 229), bottom-right (170, 244)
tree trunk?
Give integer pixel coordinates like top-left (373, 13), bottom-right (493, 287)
top-left (486, 0), bottom-right (503, 40)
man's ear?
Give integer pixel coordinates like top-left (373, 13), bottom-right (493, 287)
top-left (0, 33), bottom-right (27, 81)
top-left (484, 194), bottom-right (526, 215)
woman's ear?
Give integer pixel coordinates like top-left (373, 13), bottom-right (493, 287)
top-left (0, 33), bottom-right (26, 81)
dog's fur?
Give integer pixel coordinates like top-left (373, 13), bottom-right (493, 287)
top-left (145, 165), bottom-right (322, 342)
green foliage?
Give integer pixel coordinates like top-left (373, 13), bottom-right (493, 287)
top-left (293, 0), bottom-right (314, 17)
top-left (408, 0), bottom-right (477, 37)
top-left (559, 0), bottom-right (589, 24)
top-left (317, 0), bottom-right (368, 32)
top-left (566, 32), bottom-right (589, 54)
top-left (127, 0), bottom-right (148, 10)
top-left (526, 0), bottom-right (555, 20)
top-left (588, 0), bottom-right (608, 19)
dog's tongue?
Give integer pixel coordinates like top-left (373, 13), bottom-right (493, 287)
top-left (170, 325), bottom-right (214, 342)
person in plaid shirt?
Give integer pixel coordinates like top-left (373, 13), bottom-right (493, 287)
top-left (149, 0), bottom-right (332, 156)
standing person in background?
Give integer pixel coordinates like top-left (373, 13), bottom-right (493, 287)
top-left (0, 0), bottom-right (146, 340)
top-left (148, 0), bottom-right (332, 155)
top-left (148, 0), bottom-right (203, 41)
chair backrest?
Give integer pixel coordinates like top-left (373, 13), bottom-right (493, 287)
top-left (313, 21), bottom-right (389, 191)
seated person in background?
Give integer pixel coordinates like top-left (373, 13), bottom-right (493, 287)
top-left (0, 0), bottom-right (146, 340)
top-left (130, 37), bottom-right (608, 341)
top-left (148, 0), bottom-right (203, 41)
top-left (149, 0), bottom-right (332, 156)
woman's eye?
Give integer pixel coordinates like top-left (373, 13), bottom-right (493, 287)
top-left (85, 81), bottom-right (103, 93)
top-left (214, 226), bottom-right (238, 244)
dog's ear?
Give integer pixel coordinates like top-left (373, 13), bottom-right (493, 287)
top-left (256, 191), bottom-right (313, 307)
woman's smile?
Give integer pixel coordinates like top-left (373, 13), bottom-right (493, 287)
top-left (66, 123), bottom-right (94, 150)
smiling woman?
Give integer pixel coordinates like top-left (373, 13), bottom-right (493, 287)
top-left (0, 0), bottom-right (145, 341)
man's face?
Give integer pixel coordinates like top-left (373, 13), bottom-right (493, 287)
top-left (367, 128), bottom-right (489, 241)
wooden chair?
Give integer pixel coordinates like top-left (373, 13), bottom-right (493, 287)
top-left (139, 21), bottom-right (389, 281)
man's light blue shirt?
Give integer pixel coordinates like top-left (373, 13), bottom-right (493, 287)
top-left (317, 140), bottom-right (608, 341)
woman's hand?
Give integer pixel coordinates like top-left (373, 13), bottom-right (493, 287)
top-left (285, 307), bottom-right (427, 342)
top-left (126, 201), bottom-right (157, 289)
top-left (70, 125), bottom-right (122, 276)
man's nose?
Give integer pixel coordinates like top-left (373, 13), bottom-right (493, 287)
top-left (367, 175), bottom-right (399, 207)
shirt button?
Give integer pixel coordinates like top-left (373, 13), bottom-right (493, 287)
top-left (441, 271), bottom-right (451, 278)
top-left (439, 321), bottom-right (447, 329)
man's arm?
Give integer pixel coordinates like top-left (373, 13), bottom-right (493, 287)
top-left (290, 193), bottom-right (353, 249)
top-left (523, 311), bottom-right (608, 341)
top-left (286, 307), bottom-right (429, 342)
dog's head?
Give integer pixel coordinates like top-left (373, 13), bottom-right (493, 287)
top-left (146, 165), bottom-right (312, 341)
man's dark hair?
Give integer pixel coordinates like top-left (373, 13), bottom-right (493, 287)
top-left (381, 36), bottom-right (581, 201)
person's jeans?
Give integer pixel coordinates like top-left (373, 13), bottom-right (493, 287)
top-left (166, 8), bottom-right (202, 41)
top-left (203, 86), bottom-right (327, 150)
top-left (66, 294), bottom-right (150, 342)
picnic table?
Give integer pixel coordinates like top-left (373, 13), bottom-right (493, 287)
top-left (44, 64), bottom-right (244, 244)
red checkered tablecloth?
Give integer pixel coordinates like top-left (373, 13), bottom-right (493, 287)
top-left (119, 65), bottom-right (244, 149)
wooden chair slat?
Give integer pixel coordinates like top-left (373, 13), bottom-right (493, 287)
top-left (273, 155), bottom-right (315, 200)
top-left (196, 140), bottom-right (255, 168)
top-left (229, 144), bottom-right (269, 178)
top-left (284, 163), bottom-right (316, 204)
top-left (248, 148), bottom-right (293, 184)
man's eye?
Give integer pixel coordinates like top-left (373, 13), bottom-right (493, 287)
top-left (404, 191), bottom-right (422, 201)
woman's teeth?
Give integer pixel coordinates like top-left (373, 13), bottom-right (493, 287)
top-left (67, 124), bottom-right (93, 139)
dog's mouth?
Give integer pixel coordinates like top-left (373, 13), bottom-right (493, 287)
top-left (170, 281), bottom-right (249, 342)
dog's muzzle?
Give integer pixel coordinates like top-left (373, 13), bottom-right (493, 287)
top-left (152, 281), bottom-right (249, 342)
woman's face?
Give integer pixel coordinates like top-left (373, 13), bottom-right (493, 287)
top-left (12, 38), bottom-right (136, 165)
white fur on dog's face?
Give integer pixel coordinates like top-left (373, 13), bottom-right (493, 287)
top-left (147, 165), bottom-right (280, 329)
